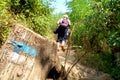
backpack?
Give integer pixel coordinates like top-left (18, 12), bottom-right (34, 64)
top-left (60, 18), bottom-right (69, 27)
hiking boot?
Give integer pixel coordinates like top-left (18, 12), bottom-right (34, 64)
top-left (61, 45), bottom-right (65, 52)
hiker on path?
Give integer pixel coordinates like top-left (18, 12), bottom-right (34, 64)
top-left (54, 14), bottom-right (71, 51)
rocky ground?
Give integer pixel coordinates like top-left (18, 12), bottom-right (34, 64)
top-left (57, 46), bottom-right (114, 80)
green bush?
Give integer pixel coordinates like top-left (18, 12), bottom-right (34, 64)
top-left (0, 0), bottom-right (56, 47)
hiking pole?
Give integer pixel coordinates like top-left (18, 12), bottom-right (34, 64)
top-left (62, 23), bottom-right (76, 79)
top-left (63, 22), bottom-right (83, 79)
top-left (63, 51), bottom-right (88, 80)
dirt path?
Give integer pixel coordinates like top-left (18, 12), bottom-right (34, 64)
top-left (57, 47), bottom-right (114, 80)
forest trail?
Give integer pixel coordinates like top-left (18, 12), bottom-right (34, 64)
top-left (56, 46), bottom-right (113, 80)
top-left (0, 24), bottom-right (113, 80)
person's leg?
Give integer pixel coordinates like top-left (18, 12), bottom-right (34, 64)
top-left (61, 40), bottom-right (65, 46)
top-left (57, 27), bottom-right (67, 52)
top-left (61, 40), bottom-right (66, 52)
top-left (60, 28), bottom-right (68, 52)
top-left (57, 42), bottom-right (60, 51)
top-left (64, 28), bottom-right (69, 40)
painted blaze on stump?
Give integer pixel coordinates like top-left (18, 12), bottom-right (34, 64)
top-left (0, 24), bottom-right (60, 80)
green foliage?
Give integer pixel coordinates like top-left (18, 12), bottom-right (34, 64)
top-left (108, 31), bottom-right (120, 47)
top-left (68, 0), bottom-right (120, 79)
top-left (0, 0), bottom-right (56, 47)
top-left (68, 0), bottom-right (94, 49)
top-left (68, 0), bottom-right (120, 53)
top-left (111, 66), bottom-right (120, 79)
top-left (83, 52), bottom-right (114, 71)
top-left (0, 0), bottom-right (13, 47)
top-left (9, 0), bottom-right (54, 36)
top-left (10, 0), bottom-right (51, 16)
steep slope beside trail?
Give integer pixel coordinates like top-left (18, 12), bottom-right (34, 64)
top-left (57, 48), bottom-right (114, 80)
